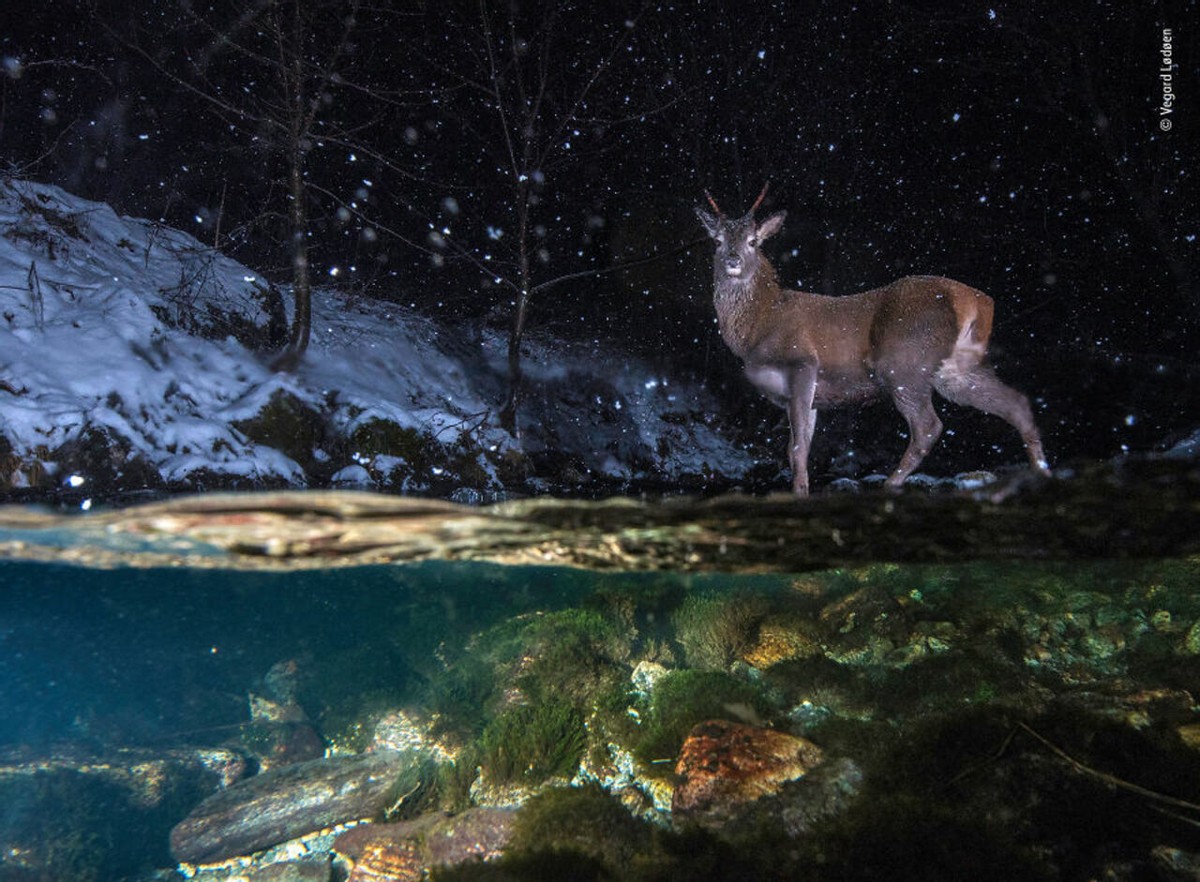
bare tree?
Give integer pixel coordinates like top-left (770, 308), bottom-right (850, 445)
top-left (114, 0), bottom-right (363, 370)
top-left (418, 2), bottom-right (657, 436)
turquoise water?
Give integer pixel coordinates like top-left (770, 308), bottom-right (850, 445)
top-left (2, 555), bottom-right (1199, 880)
top-left (0, 561), bottom-right (636, 748)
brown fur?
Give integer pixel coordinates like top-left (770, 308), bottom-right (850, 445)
top-left (696, 198), bottom-right (1049, 495)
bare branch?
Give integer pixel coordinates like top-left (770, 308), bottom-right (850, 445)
top-left (479, 0), bottom-right (521, 186)
top-left (530, 237), bottom-right (707, 297)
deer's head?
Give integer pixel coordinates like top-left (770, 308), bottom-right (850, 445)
top-left (694, 184), bottom-right (786, 282)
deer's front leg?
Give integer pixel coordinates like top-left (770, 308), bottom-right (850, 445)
top-left (785, 362), bottom-right (818, 497)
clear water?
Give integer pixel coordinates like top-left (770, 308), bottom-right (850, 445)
top-left (2, 542), bottom-right (1199, 880)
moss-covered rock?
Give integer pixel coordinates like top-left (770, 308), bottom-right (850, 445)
top-left (509, 608), bottom-right (631, 708)
top-left (671, 592), bottom-right (771, 671)
top-left (0, 760), bottom-right (215, 881)
top-left (741, 613), bottom-right (824, 669)
top-left (426, 654), bottom-right (500, 738)
top-left (348, 418), bottom-right (427, 464)
top-left (803, 792), bottom-right (1053, 882)
top-left (233, 389), bottom-right (326, 475)
top-left (507, 785), bottom-right (653, 868)
top-left (344, 417), bottom-right (495, 494)
top-left (477, 698), bottom-right (586, 787)
top-left (51, 424), bottom-right (161, 495)
top-left (633, 670), bottom-right (774, 772)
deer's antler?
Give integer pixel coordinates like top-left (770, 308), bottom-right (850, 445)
top-left (703, 190), bottom-right (722, 218)
top-left (750, 182), bottom-right (769, 214)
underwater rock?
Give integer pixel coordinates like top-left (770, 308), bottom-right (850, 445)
top-left (630, 660), bottom-right (670, 698)
top-left (245, 687), bottom-right (325, 770)
top-left (0, 743), bottom-right (246, 805)
top-left (244, 719), bottom-right (327, 770)
top-left (423, 807), bottom-right (517, 866)
top-left (1182, 619), bottom-right (1200, 655)
top-left (817, 584), bottom-right (913, 666)
top-left (0, 744), bottom-right (244, 880)
top-left (886, 619), bottom-right (962, 666)
top-left (170, 750), bottom-right (420, 864)
top-left (243, 860), bottom-right (333, 882)
top-left (773, 756), bottom-right (865, 838)
top-left (1177, 723), bottom-right (1200, 751)
top-left (263, 658), bottom-right (304, 705)
top-left (250, 693), bottom-right (309, 724)
top-left (1053, 686), bottom-right (1195, 731)
top-left (741, 615), bottom-right (823, 668)
top-left (370, 709), bottom-right (457, 763)
top-left (347, 840), bottom-right (424, 881)
top-left (333, 816), bottom-right (441, 862)
top-left (671, 719), bottom-right (824, 824)
top-left (819, 584), bottom-right (904, 638)
top-left (333, 808), bottom-right (516, 880)
top-left (468, 773), bottom-right (560, 809)
top-left (1152, 845), bottom-right (1200, 880)
top-left (575, 740), bottom-right (673, 819)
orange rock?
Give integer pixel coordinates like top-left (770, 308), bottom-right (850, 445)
top-left (1178, 722), bottom-right (1200, 750)
top-left (672, 719), bottom-right (823, 818)
top-left (741, 617), bottom-right (821, 668)
top-left (334, 808), bottom-right (517, 879)
top-left (347, 841), bottom-right (424, 882)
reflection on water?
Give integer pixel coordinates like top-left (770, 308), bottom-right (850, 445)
top-left (2, 551), bottom-right (1199, 880)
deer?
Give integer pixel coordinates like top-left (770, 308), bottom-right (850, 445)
top-left (695, 185), bottom-right (1050, 496)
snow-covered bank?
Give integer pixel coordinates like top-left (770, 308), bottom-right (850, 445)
top-left (0, 179), bottom-right (753, 502)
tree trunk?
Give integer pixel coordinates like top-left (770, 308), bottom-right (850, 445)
top-left (498, 290), bottom-right (528, 437)
top-left (498, 183), bottom-right (531, 437)
top-left (270, 164), bottom-right (311, 371)
top-left (271, 11), bottom-right (312, 374)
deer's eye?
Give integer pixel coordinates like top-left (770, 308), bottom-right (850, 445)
top-left (748, 237), bottom-right (758, 248)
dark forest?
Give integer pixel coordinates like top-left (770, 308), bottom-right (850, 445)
top-left (2, 0), bottom-right (1196, 476)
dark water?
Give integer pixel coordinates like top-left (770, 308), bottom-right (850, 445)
top-left (2, 553), bottom-right (1200, 881)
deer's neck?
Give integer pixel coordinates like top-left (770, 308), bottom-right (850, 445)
top-left (713, 260), bottom-right (783, 358)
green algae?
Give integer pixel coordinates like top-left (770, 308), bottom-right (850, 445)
top-left (632, 670), bottom-right (774, 771)
top-left (7, 551), bottom-right (1200, 880)
top-left (671, 590), bottom-right (771, 670)
top-left (479, 698), bottom-right (587, 785)
top-left (506, 785), bottom-right (654, 867)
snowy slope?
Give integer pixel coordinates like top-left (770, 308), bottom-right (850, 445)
top-left (0, 179), bottom-right (752, 500)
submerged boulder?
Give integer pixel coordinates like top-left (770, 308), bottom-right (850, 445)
top-left (170, 750), bottom-right (422, 864)
top-left (0, 744), bottom-right (243, 880)
top-left (333, 807), bottom-right (517, 880)
top-left (671, 719), bottom-right (824, 826)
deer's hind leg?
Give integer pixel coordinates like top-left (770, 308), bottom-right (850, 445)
top-left (871, 300), bottom-right (953, 488)
top-left (884, 383), bottom-right (943, 488)
top-left (934, 364), bottom-right (1050, 474)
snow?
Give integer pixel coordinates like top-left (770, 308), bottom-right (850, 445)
top-left (1162, 430), bottom-right (1200, 460)
top-left (0, 179), bottom-right (752, 497)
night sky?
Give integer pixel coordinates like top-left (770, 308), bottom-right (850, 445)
top-left (1, 0), bottom-right (1196, 472)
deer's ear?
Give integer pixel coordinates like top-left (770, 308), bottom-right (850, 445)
top-left (756, 211), bottom-right (786, 241)
top-left (694, 206), bottom-right (721, 238)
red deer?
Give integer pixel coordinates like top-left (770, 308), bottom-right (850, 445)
top-left (696, 185), bottom-right (1050, 496)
